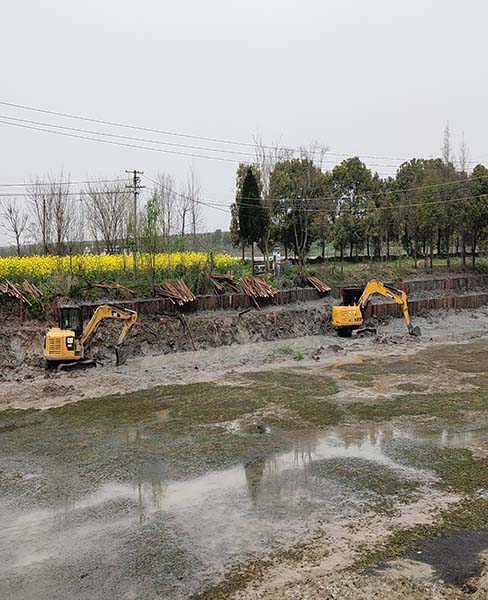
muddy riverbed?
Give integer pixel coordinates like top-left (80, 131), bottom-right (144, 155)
top-left (3, 308), bottom-right (488, 598)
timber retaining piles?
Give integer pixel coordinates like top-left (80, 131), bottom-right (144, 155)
top-left (72, 274), bottom-right (488, 321)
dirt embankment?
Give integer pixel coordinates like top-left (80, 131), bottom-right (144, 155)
top-left (2, 272), bottom-right (488, 375)
top-left (0, 301), bottom-right (332, 375)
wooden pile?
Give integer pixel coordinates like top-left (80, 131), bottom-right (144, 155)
top-left (20, 280), bottom-right (43, 299)
top-left (240, 276), bottom-right (275, 309)
top-left (308, 276), bottom-right (331, 294)
top-left (91, 280), bottom-right (135, 296)
top-left (210, 273), bottom-right (240, 294)
top-left (156, 279), bottom-right (195, 306)
top-left (0, 280), bottom-right (43, 306)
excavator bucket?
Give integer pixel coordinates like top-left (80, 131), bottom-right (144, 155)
top-left (115, 346), bottom-right (127, 366)
top-left (409, 325), bottom-right (421, 337)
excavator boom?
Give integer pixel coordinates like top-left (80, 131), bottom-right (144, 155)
top-left (80, 305), bottom-right (138, 346)
top-left (80, 304), bottom-right (138, 366)
top-left (44, 304), bottom-right (138, 368)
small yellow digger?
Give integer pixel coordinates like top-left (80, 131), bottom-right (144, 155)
top-left (332, 279), bottom-right (421, 338)
top-left (44, 304), bottom-right (138, 369)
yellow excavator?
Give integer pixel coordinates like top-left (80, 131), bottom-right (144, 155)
top-left (332, 279), bottom-right (421, 338)
top-left (44, 304), bottom-right (138, 369)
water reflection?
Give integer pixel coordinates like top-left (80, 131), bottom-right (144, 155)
top-left (2, 422), bottom-right (488, 599)
top-left (114, 422), bottom-right (488, 513)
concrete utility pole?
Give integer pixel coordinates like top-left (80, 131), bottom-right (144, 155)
top-left (126, 170), bottom-right (145, 277)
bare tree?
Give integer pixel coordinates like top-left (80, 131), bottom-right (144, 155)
top-left (177, 185), bottom-right (192, 237)
top-left (153, 173), bottom-right (177, 243)
top-left (442, 121), bottom-right (452, 165)
top-left (50, 173), bottom-right (73, 255)
top-left (458, 130), bottom-right (470, 174)
top-left (185, 165), bottom-right (203, 242)
top-left (0, 198), bottom-right (28, 256)
top-left (27, 178), bottom-right (53, 255)
top-left (253, 135), bottom-right (293, 197)
top-left (26, 173), bottom-right (75, 255)
top-left (83, 179), bottom-right (130, 252)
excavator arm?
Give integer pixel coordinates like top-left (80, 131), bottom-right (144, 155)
top-left (80, 304), bottom-right (138, 364)
top-left (358, 279), bottom-right (420, 336)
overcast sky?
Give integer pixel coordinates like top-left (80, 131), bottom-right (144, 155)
top-left (1, 0), bottom-right (487, 245)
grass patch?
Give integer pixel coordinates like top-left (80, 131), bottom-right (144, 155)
top-left (348, 386), bottom-right (488, 422)
top-left (273, 344), bottom-right (305, 361)
top-left (397, 382), bottom-right (427, 393)
top-left (241, 371), bottom-right (342, 427)
top-left (416, 341), bottom-right (488, 374)
top-left (386, 442), bottom-right (488, 493)
top-left (311, 458), bottom-right (419, 498)
top-left (242, 370), bottom-right (338, 395)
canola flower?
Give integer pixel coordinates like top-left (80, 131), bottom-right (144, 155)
top-left (0, 252), bottom-right (238, 282)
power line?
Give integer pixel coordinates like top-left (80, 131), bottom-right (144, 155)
top-left (0, 99), bottom-right (266, 149)
top-left (145, 171), bottom-right (488, 206)
top-left (142, 173), bottom-right (488, 217)
top-left (0, 178), bottom-right (127, 188)
top-left (0, 114), bottom-right (257, 159)
top-left (2, 98), bottom-right (484, 165)
top-left (1, 170), bottom-right (482, 200)
top-left (2, 171), bottom-right (486, 219)
top-left (0, 190), bottom-right (131, 198)
top-left (205, 192), bottom-right (488, 215)
top-left (0, 99), bottom-right (343, 159)
top-left (0, 119), bottom-right (241, 163)
top-left (0, 114), bottom-right (403, 170)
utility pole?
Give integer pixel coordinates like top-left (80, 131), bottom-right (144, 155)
top-left (126, 170), bottom-right (145, 278)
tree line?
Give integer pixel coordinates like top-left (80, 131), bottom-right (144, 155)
top-left (230, 133), bottom-right (488, 269)
top-left (0, 168), bottom-right (204, 257)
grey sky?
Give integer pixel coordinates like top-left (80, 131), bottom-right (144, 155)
top-left (1, 0), bottom-right (487, 245)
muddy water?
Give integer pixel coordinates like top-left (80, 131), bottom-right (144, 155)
top-left (0, 398), bottom-right (485, 600)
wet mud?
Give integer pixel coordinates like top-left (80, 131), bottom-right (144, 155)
top-left (408, 530), bottom-right (488, 587)
top-left (3, 309), bottom-right (488, 598)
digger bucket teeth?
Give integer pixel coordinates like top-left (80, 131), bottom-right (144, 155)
top-left (115, 346), bottom-right (127, 366)
top-left (410, 325), bottom-right (421, 337)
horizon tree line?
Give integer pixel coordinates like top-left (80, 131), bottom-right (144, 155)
top-left (0, 167), bottom-right (204, 257)
top-left (230, 128), bottom-right (488, 269)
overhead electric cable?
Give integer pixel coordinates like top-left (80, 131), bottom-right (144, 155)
top-left (2, 98), bottom-right (484, 164)
top-left (0, 119), bottom-right (240, 163)
top-left (0, 178), bottom-right (127, 188)
top-left (141, 174), bottom-right (488, 217)
top-left (0, 114), bottom-right (402, 169)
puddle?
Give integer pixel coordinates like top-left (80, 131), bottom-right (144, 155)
top-left (0, 407), bottom-right (486, 599)
top-left (408, 425), bottom-right (488, 449)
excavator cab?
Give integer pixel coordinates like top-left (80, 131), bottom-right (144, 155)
top-left (59, 305), bottom-right (83, 337)
top-left (332, 286), bottom-right (365, 336)
top-left (341, 286), bottom-right (363, 305)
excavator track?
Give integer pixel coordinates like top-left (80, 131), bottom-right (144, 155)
top-left (56, 359), bottom-right (97, 372)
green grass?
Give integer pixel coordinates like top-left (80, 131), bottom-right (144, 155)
top-left (348, 387), bottom-right (488, 422)
top-left (386, 442), bottom-right (488, 493)
top-left (311, 458), bottom-right (419, 498)
top-left (240, 371), bottom-right (342, 427)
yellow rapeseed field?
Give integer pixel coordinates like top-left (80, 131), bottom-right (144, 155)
top-left (0, 252), bottom-right (238, 282)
